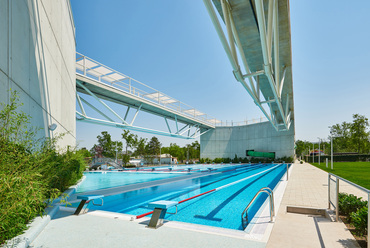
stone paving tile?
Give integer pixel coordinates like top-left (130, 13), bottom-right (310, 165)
top-left (267, 162), bottom-right (360, 248)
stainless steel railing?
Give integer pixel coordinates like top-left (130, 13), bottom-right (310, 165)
top-left (328, 173), bottom-right (370, 248)
top-left (241, 187), bottom-right (274, 229)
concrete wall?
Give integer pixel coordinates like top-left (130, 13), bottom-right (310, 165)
top-left (200, 121), bottom-right (295, 160)
top-left (0, 0), bottom-right (76, 149)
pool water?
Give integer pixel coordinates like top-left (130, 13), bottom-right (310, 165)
top-left (77, 172), bottom-right (185, 193)
top-left (80, 164), bottom-right (287, 230)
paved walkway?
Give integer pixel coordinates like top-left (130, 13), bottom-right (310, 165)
top-left (267, 162), bottom-right (360, 248)
top-left (29, 162), bottom-right (363, 248)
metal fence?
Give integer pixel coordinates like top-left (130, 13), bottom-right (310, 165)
top-left (215, 116), bottom-right (269, 127)
top-left (328, 173), bottom-right (370, 247)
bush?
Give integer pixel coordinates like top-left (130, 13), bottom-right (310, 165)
top-left (338, 192), bottom-right (368, 237)
top-left (350, 207), bottom-right (368, 236)
top-left (0, 91), bottom-right (87, 245)
top-left (338, 193), bottom-right (367, 220)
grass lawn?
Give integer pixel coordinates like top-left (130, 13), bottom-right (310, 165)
top-left (310, 161), bottom-right (370, 190)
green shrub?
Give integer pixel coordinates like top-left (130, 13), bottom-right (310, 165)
top-left (350, 207), bottom-right (368, 236)
top-left (338, 193), bottom-right (367, 221)
top-left (0, 91), bottom-right (87, 245)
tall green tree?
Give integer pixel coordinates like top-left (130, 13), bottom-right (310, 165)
top-left (146, 136), bottom-right (161, 156)
top-left (329, 122), bottom-right (352, 152)
top-left (121, 130), bottom-right (138, 154)
top-left (190, 141), bottom-right (200, 159)
top-left (168, 143), bottom-right (185, 161)
top-left (350, 114), bottom-right (369, 153)
top-left (96, 131), bottom-right (115, 157)
top-left (134, 137), bottom-right (147, 157)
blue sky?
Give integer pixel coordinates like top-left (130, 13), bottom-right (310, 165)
top-left (71, 0), bottom-right (370, 149)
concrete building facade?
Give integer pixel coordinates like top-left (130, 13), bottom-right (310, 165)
top-left (200, 121), bottom-right (295, 160)
top-left (0, 0), bottom-right (76, 148)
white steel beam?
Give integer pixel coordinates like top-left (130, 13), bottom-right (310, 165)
top-left (76, 115), bottom-right (194, 140)
top-left (267, 0), bottom-right (275, 60)
top-left (124, 106), bottom-right (130, 121)
top-left (273, 0), bottom-right (280, 92)
top-left (204, 0), bottom-right (277, 130)
top-left (77, 81), bottom-right (129, 125)
top-left (279, 66), bottom-right (287, 98)
top-left (193, 128), bottom-right (211, 139)
top-left (76, 94), bottom-right (86, 116)
top-left (79, 96), bottom-right (114, 122)
top-left (243, 70), bottom-right (265, 79)
top-left (285, 93), bottom-right (290, 119)
top-left (165, 117), bottom-right (172, 134)
top-left (130, 104), bottom-right (142, 126)
top-left (221, 0), bottom-right (238, 64)
top-left (254, 0), bottom-right (288, 129)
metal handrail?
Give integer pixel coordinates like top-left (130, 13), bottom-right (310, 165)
top-left (75, 52), bottom-right (219, 126)
top-left (241, 187), bottom-right (274, 229)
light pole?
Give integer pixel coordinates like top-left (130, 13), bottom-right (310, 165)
top-left (318, 138), bottom-right (321, 165)
top-left (187, 145), bottom-right (189, 164)
top-left (159, 144), bottom-right (161, 165)
top-left (331, 135), bottom-right (333, 170)
top-left (115, 144), bottom-right (118, 163)
top-left (312, 143), bottom-right (314, 163)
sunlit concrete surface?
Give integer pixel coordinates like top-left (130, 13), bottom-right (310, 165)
top-left (201, 121), bottom-right (295, 159)
top-left (0, 0), bottom-right (76, 148)
top-left (267, 162), bottom-right (360, 248)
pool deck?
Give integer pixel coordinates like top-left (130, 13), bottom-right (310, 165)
top-left (28, 162), bottom-right (363, 248)
top-left (267, 162), bottom-right (361, 248)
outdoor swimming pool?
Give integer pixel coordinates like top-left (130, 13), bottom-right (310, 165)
top-left (76, 163), bottom-right (288, 231)
top-left (77, 172), bottom-right (185, 192)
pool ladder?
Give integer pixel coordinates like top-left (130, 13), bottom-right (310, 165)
top-left (241, 187), bottom-right (275, 229)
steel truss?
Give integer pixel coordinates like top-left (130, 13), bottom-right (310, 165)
top-left (203, 0), bottom-right (292, 131)
top-left (76, 81), bottom-right (209, 139)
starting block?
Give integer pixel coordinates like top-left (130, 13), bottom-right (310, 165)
top-left (147, 200), bottom-right (178, 229)
top-left (74, 195), bottom-right (104, 215)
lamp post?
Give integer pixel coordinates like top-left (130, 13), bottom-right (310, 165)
top-left (331, 135), bottom-right (333, 170)
top-left (115, 144), bottom-right (118, 163)
top-left (159, 145), bottom-right (161, 165)
top-left (312, 143), bottom-right (314, 163)
top-left (318, 138), bottom-right (321, 165)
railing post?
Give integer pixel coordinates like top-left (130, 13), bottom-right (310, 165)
top-left (336, 178), bottom-right (339, 222)
top-left (83, 56), bottom-right (86, 75)
top-left (286, 163), bottom-right (289, 181)
top-left (129, 78), bottom-right (132, 93)
top-left (368, 192), bottom-right (369, 248)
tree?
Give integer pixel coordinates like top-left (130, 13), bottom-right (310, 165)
top-left (134, 137), bottom-right (147, 157)
top-left (328, 114), bottom-right (370, 154)
top-left (295, 140), bottom-right (309, 157)
top-left (96, 131), bottom-right (115, 157)
top-left (168, 143), bottom-right (185, 161)
top-left (121, 130), bottom-right (138, 154)
top-left (190, 141), bottom-right (200, 159)
top-left (329, 122), bottom-right (352, 152)
top-left (350, 114), bottom-right (369, 153)
top-left (146, 136), bottom-right (161, 156)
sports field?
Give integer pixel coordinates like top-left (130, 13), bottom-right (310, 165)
top-left (311, 162), bottom-right (370, 190)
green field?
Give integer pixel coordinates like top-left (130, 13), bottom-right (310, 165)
top-left (311, 162), bottom-right (370, 190)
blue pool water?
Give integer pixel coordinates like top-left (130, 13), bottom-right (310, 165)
top-left (77, 172), bottom-right (184, 193)
top-left (80, 163), bottom-right (288, 230)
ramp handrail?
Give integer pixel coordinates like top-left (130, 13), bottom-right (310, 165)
top-left (241, 187), bottom-right (274, 229)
